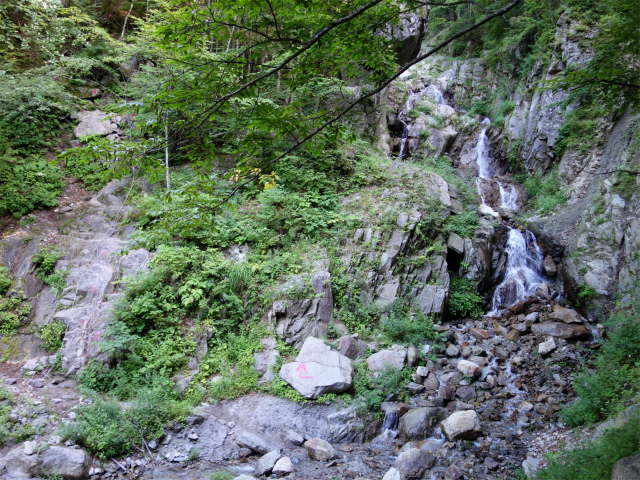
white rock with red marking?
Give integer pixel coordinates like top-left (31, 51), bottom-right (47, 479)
top-left (279, 337), bottom-right (353, 399)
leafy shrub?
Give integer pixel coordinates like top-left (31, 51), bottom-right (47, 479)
top-left (442, 209), bottom-right (479, 238)
top-left (561, 296), bottom-right (640, 426)
top-left (536, 413), bottom-right (640, 480)
top-left (381, 300), bottom-right (436, 347)
top-left (32, 247), bottom-right (67, 293)
top-left (0, 267), bottom-right (12, 295)
top-left (516, 171), bottom-right (566, 215)
top-left (61, 382), bottom-right (188, 459)
top-left (0, 295), bottom-right (31, 337)
top-left (353, 362), bottom-right (413, 413)
top-left (469, 100), bottom-right (491, 117)
top-left (0, 136), bottom-right (64, 217)
top-left (59, 136), bottom-right (111, 191)
top-left (37, 321), bottom-right (66, 353)
top-left (448, 278), bottom-right (483, 318)
top-left (575, 283), bottom-right (597, 307)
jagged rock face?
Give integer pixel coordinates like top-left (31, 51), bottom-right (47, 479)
top-left (0, 179), bottom-right (150, 371)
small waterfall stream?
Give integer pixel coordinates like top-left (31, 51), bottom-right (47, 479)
top-left (471, 118), bottom-right (546, 314)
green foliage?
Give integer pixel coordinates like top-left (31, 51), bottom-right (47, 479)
top-left (353, 362), bottom-right (413, 414)
top-left (209, 472), bottom-right (235, 480)
top-left (37, 321), bottom-right (66, 353)
top-left (561, 294), bottom-right (640, 426)
top-left (536, 414), bottom-right (640, 480)
top-left (442, 209), bottom-right (479, 238)
top-left (448, 278), bottom-right (483, 318)
top-left (574, 283), bottom-right (597, 308)
top-left (60, 381), bottom-right (188, 459)
top-left (469, 100), bottom-right (491, 117)
top-left (516, 171), bottom-right (566, 215)
top-left (0, 267), bottom-right (12, 296)
top-left (0, 295), bottom-right (31, 337)
top-left (554, 106), bottom-right (606, 159)
top-left (32, 248), bottom-right (67, 294)
top-left (59, 136), bottom-right (111, 191)
top-left (381, 300), bottom-right (436, 347)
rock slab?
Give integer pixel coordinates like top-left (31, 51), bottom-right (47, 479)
top-left (304, 438), bottom-right (335, 461)
top-left (440, 410), bottom-right (482, 441)
top-left (279, 337), bottom-right (353, 399)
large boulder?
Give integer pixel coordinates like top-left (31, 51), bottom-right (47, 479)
top-left (367, 346), bottom-right (407, 371)
top-left (440, 411), bottom-right (482, 441)
top-left (611, 454), bottom-right (640, 480)
top-left (235, 430), bottom-right (275, 455)
top-left (303, 438), bottom-right (335, 461)
top-left (394, 448), bottom-right (436, 479)
top-left (279, 337), bottom-right (352, 399)
top-left (254, 450), bottom-right (281, 476)
top-left (337, 335), bottom-right (367, 360)
top-left (548, 305), bottom-right (583, 324)
top-left (531, 322), bottom-right (589, 339)
top-left (399, 407), bottom-right (447, 442)
top-left (73, 110), bottom-right (121, 138)
top-left (37, 447), bottom-right (92, 479)
top-left (5, 445), bottom-right (92, 479)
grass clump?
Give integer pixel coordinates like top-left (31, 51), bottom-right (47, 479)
top-left (381, 300), bottom-right (436, 347)
top-left (516, 170), bottom-right (566, 215)
top-left (37, 321), bottom-right (66, 353)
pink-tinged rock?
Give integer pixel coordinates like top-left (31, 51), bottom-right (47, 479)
top-left (456, 360), bottom-right (482, 377)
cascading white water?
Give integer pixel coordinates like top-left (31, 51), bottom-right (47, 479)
top-left (470, 118), bottom-right (546, 314)
top-left (425, 84), bottom-right (445, 104)
top-left (489, 229), bottom-right (545, 315)
top-left (396, 90), bottom-right (421, 160)
top-left (499, 182), bottom-right (518, 210)
top-left (397, 121), bottom-right (409, 160)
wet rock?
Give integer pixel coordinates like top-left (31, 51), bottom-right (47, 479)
top-left (538, 337), bottom-right (557, 355)
top-left (531, 322), bottom-right (589, 339)
top-left (456, 386), bottom-right (476, 401)
top-left (304, 438), bottom-right (335, 461)
top-left (611, 454), bottom-right (640, 480)
top-left (525, 312), bottom-right (539, 323)
top-left (543, 256), bottom-right (557, 276)
top-left (469, 327), bottom-right (489, 341)
top-left (423, 373), bottom-right (439, 391)
top-left (286, 430), bottom-right (305, 446)
top-left (406, 382), bottom-right (425, 395)
top-left (399, 407), bottom-right (447, 442)
top-left (446, 345), bottom-right (460, 357)
top-left (440, 410), bottom-right (481, 441)
top-left (441, 371), bottom-right (463, 386)
top-left (367, 346), bottom-right (407, 371)
top-left (456, 360), bottom-right (481, 377)
top-left (439, 385), bottom-right (456, 401)
top-left (338, 335), bottom-right (367, 360)
top-left (255, 450), bottom-right (281, 476)
top-left (279, 337), bottom-right (353, 399)
top-left (548, 305), bottom-right (584, 324)
top-left (234, 476), bottom-right (258, 480)
top-left (492, 320), bottom-right (508, 336)
top-left (505, 329), bottom-right (520, 341)
top-left (445, 464), bottom-right (461, 480)
top-left (519, 401), bottom-right (535, 413)
top-left (395, 448), bottom-right (436, 479)
top-left (272, 456), bottom-right (294, 476)
top-left (236, 430), bottom-right (274, 455)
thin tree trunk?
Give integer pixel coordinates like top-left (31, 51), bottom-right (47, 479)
top-left (164, 120), bottom-right (171, 190)
top-left (120, 0), bottom-right (134, 41)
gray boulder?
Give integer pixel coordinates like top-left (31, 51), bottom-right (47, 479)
top-left (272, 456), bottom-right (294, 476)
top-left (279, 337), bottom-right (352, 399)
top-left (37, 447), bottom-right (92, 479)
top-left (73, 110), bottom-right (121, 138)
top-left (440, 410), bottom-right (482, 441)
top-left (254, 450), bottom-right (281, 476)
top-left (304, 438), bottom-right (335, 461)
top-left (236, 430), bottom-right (274, 455)
top-left (548, 305), bottom-right (583, 324)
top-left (531, 322), bottom-right (588, 339)
top-left (367, 346), bottom-right (407, 371)
top-left (395, 448), bottom-right (436, 479)
top-left (399, 407), bottom-right (447, 442)
top-left (611, 454), bottom-right (640, 480)
top-left (337, 335), bottom-right (367, 360)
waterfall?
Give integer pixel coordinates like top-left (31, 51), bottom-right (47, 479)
top-left (489, 229), bottom-right (545, 315)
top-left (470, 118), bottom-right (546, 314)
top-left (397, 121), bottom-right (409, 160)
top-left (425, 84), bottom-right (445, 104)
top-left (499, 182), bottom-right (518, 210)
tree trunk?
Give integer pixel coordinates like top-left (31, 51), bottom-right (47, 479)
top-left (120, 0), bottom-right (135, 41)
top-left (164, 121), bottom-right (171, 190)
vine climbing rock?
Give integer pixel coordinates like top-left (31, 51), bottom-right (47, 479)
top-left (279, 337), bottom-right (353, 399)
